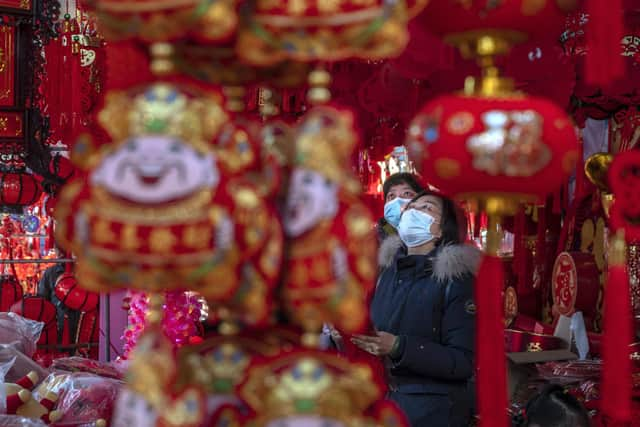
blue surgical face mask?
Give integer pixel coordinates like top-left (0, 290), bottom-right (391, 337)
top-left (397, 209), bottom-right (437, 247)
top-left (383, 197), bottom-right (412, 229)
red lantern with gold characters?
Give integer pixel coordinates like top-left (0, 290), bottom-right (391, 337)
top-left (406, 94), bottom-right (579, 204)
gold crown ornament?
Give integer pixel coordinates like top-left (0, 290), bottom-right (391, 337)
top-left (237, 351), bottom-right (385, 426)
top-left (294, 105), bottom-right (361, 194)
top-left (97, 82), bottom-right (228, 156)
top-left (87, 0), bottom-right (239, 45)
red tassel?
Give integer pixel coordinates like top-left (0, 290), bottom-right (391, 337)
top-left (586, 0), bottom-right (624, 85)
top-left (476, 254), bottom-right (509, 427)
top-left (601, 232), bottom-right (632, 423)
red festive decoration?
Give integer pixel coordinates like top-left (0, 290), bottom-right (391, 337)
top-left (232, 349), bottom-right (408, 426)
top-left (86, 0), bottom-right (240, 44)
top-left (0, 170), bottom-right (43, 211)
top-left (54, 270), bottom-right (99, 312)
top-left (235, 0), bottom-right (410, 65)
top-left (551, 252), bottom-right (600, 330)
top-left (600, 234), bottom-right (633, 424)
top-left (281, 102), bottom-right (377, 336)
top-left (406, 94), bottom-right (579, 203)
top-left (610, 150), bottom-right (640, 242)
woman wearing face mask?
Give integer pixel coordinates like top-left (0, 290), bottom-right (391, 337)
top-left (352, 190), bottom-right (481, 427)
top-left (322, 173), bottom-right (423, 350)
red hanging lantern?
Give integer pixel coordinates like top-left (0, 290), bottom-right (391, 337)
top-left (0, 274), bottom-right (23, 312)
top-left (0, 170), bottom-right (42, 212)
top-left (54, 271), bottom-right (99, 312)
top-left (406, 94), bottom-right (579, 203)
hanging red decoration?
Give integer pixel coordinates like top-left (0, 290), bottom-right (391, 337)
top-left (609, 150), bottom-right (640, 243)
top-left (86, 0), bottom-right (240, 44)
top-left (235, 0), bottom-right (410, 66)
top-left (0, 170), bottom-right (43, 211)
top-left (54, 270), bottom-right (99, 312)
top-left (406, 94), bottom-right (579, 202)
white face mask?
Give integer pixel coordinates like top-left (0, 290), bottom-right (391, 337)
top-left (383, 197), bottom-right (412, 229)
top-left (397, 209), bottom-right (437, 247)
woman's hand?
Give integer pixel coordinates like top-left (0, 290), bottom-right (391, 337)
top-left (351, 331), bottom-right (397, 357)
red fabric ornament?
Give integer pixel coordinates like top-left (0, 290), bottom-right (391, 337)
top-left (585, 0), bottom-right (624, 85)
top-left (600, 238), bottom-right (633, 423)
top-left (281, 104), bottom-right (377, 335)
top-left (86, 0), bottom-right (240, 45)
top-left (475, 254), bottom-right (509, 427)
top-left (235, 0), bottom-right (409, 65)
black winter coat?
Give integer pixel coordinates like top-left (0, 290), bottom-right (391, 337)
top-left (371, 238), bottom-right (481, 427)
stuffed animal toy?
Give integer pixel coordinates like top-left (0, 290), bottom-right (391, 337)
top-left (4, 371), bottom-right (61, 424)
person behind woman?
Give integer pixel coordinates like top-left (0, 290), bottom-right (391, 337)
top-left (514, 384), bottom-right (591, 427)
top-left (352, 190), bottom-right (481, 427)
top-left (378, 173), bottom-right (423, 242)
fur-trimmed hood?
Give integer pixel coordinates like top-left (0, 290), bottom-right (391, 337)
top-left (378, 235), bottom-right (482, 282)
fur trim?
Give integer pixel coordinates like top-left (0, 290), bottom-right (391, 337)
top-left (432, 244), bottom-right (482, 282)
top-left (378, 235), bottom-right (403, 268)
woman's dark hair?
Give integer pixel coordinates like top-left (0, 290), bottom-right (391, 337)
top-left (515, 384), bottom-right (591, 427)
top-left (407, 190), bottom-right (467, 246)
top-left (382, 173), bottom-right (423, 201)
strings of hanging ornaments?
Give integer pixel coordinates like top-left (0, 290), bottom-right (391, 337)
top-left (561, 1), bottom-right (640, 121)
top-left (405, 2), bottom-right (581, 426)
top-left (56, 0), bottom-right (427, 424)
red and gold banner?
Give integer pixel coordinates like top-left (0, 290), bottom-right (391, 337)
top-left (0, 0), bottom-right (31, 11)
top-left (0, 26), bottom-right (15, 107)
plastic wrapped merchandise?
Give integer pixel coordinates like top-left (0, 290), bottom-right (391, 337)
top-left (0, 346), bottom-right (49, 385)
top-left (0, 314), bottom-right (44, 357)
top-left (34, 372), bottom-right (121, 426)
top-left (0, 415), bottom-right (47, 427)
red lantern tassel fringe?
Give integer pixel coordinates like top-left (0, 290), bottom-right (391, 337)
top-left (586, 0), bottom-right (624, 86)
top-left (476, 253), bottom-right (508, 427)
top-left (600, 231), bottom-right (632, 423)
